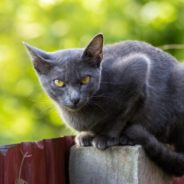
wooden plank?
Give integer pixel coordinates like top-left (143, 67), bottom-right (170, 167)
top-left (0, 137), bottom-right (74, 184)
top-left (70, 146), bottom-right (172, 184)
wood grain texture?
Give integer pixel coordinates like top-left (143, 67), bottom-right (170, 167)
top-left (70, 146), bottom-right (172, 184)
top-left (0, 137), bottom-right (74, 184)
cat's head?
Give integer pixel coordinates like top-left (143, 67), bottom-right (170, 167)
top-left (24, 34), bottom-right (103, 111)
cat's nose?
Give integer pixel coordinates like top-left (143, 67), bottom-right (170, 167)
top-left (71, 97), bottom-right (80, 105)
top-left (69, 87), bottom-right (80, 106)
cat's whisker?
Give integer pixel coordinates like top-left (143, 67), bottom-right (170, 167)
top-left (92, 97), bottom-right (114, 101)
top-left (93, 93), bottom-right (114, 97)
top-left (101, 81), bottom-right (123, 85)
top-left (90, 101), bottom-right (107, 113)
top-left (27, 98), bottom-right (56, 113)
top-left (92, 96), bottom-right (110, 99)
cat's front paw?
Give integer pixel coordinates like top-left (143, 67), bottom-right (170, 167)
top-left (120, 124), bottom-right (147, 146)
top-left (92, 136), bottom-right (120, 150)
top-left (75, 132), bottom-right (94, 147)
top-left (119, 135), bottom-right (135, 146)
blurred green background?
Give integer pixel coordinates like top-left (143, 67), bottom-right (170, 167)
top-left (1, 0), bottom-right (184, 145)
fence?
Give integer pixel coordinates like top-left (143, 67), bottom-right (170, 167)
top-left (0, 137), bottom-right (183, 184)
top-left (0, 137), bottom-right (74, 184)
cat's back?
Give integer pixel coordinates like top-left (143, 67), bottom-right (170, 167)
top-left (102, 40), bottom-right (178, 86)
top-left (99, 40), bottom-right (180, 105)
top-left (103, 40), bottom-right (177, 66)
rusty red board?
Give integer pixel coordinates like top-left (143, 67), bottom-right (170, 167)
top-left (0, 137), bottom-right (74, 184)
top-left (173, 177), bottom-right (184, 184)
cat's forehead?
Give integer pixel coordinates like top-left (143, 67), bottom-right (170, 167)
top-left (49, 62), bottom-right (89, 81)
top-left (49, 48), bottom-right (90, 79)
top-left (53, 48), bottom-right (84, 63)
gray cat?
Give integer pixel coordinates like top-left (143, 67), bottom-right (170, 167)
top-left (25, 34), bottom-right (184, 176)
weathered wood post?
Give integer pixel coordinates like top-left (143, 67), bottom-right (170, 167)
top-left (69, 145), bottom-right (172, 184)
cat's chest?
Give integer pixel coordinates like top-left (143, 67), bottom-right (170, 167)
top-left (59, 107), bottom-right (106, 132)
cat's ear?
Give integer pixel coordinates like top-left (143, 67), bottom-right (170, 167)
top-left (82, 33), bottom-right (103, 67)
top-left (23, 42), bottom-right (52, 74)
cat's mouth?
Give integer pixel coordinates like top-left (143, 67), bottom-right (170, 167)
top-left (64, 102), bottom-right (87, 112)
top-left (60, 96), bottom-right (91, 112)
top-left (65, 105), bottom-right (83, 112)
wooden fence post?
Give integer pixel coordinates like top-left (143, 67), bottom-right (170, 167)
top-left (69, 145), bottom-right (172, 184)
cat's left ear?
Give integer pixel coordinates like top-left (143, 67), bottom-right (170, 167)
top-left (82, 33), bottom-right (103, 67)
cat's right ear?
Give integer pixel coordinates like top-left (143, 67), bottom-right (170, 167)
top-left (23, 42), bottom-right (52, 74)
top-left (82, 34), bottom-right (103, 67)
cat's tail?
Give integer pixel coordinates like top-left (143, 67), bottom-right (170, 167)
top-left (123, 124), bottom-right (184, 176)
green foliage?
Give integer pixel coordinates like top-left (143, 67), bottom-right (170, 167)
top-left (1, 0), bottom-right (184, 145)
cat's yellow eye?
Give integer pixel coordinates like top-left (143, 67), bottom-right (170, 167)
top-left (80, 76), bottom-right (91, 85)
top-left (54, 79), bottom-right (65, 87)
